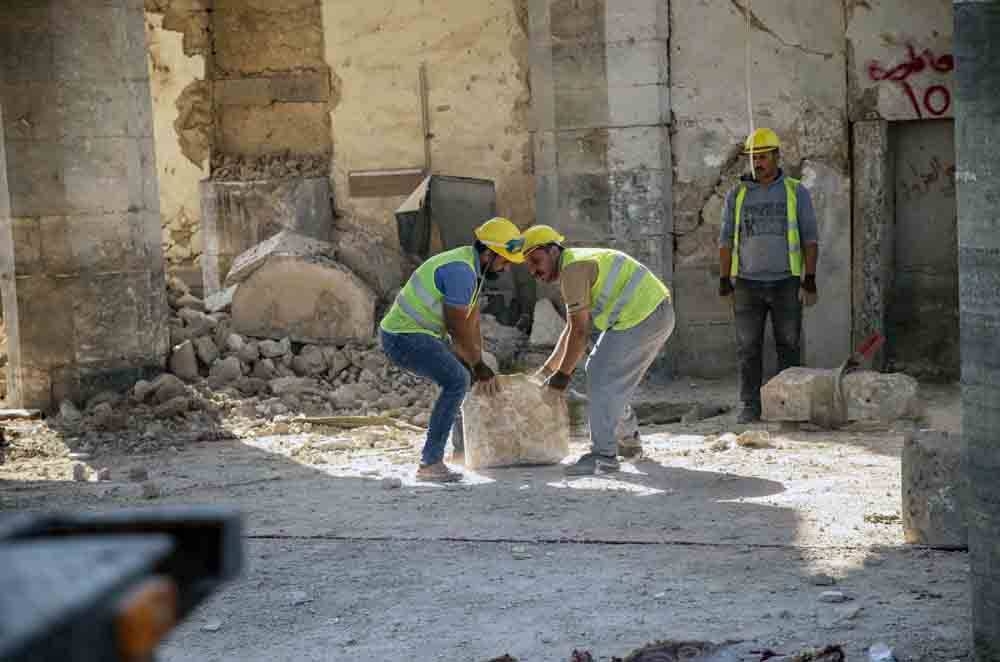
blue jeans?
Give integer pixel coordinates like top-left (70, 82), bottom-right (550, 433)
top-left (379, 329), bottom-right (470, 465)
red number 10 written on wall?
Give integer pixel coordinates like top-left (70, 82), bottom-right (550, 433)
top-left (868, 44), bottom-right (954, 118)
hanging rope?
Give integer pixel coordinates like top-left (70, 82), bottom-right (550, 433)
top-left (744, 0), bottom-right (756, 180)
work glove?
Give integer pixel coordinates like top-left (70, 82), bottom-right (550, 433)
top-left (471, 360), bottom-right (501, 397)
top-left (719, 276), bottom-right (734, 299)
top-left (799, 274), bottom-right (818, 307)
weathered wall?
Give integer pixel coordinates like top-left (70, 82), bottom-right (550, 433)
top-left (847, 0), bottom-right (954, 122)
top-left (886, 119), bottom-right (959, 380)
top-left (320, 0), bottom-right (534, 260)
top-left (669, 0), bottom-right (849, 376)
top-left (145, 9), bottom-right (208, 270)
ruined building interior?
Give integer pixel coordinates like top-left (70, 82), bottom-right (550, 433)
top-left (1, 0), bottom-right (999, 660)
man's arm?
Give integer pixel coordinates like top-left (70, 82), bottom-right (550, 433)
top-left (719, 188), bottom-right (736, 294)
top-left (540, 322), bottom-right (570, 376)
top-left (444, 304), bottom-right (482, 368)
top-left (554, 308), bottom-right (591, 375)
top-left (797, 185), bottom-right (820, 276)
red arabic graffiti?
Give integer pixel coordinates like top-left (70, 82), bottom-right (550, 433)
top-left (868, 44), bottom-right (955, 118)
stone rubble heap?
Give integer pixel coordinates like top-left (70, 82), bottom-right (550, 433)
top-left (162, 276), bottom-right (439, 426)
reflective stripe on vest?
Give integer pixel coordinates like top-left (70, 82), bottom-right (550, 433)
top-left (380, 246), bottom-right (477, 337)
top-left (562, 248), bottom-right (669, 332)
top-left (731, 176), bottom-right (802, 277)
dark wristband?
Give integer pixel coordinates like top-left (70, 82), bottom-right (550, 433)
top-left (472, 361), bottom-right (494, 382)
top-left (719, 277), bottom-right (734, 296)
top-left (544, 371), bottom-right (571, 391)
top-left (801, 274), bottom-right (817, 293)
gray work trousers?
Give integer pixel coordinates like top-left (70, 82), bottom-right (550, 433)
top-left (586, 300), bottom-right (675, 456)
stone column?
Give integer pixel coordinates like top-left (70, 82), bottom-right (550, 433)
top-left (954, 0), bottom-right (1000, 658)
top-left (851, 120), bottom-right (894, 369)
top-left (528, 0), bottom-right (672, 279)
top-left (0, 0), bottom-right (169, 409)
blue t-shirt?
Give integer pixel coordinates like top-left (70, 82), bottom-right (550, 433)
top-left (434, 261), bottom-right (478, 307)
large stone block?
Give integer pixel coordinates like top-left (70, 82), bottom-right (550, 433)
top-left (224, 229), bottom-right (337, 287)
top-left (462, 374), bottom-right (570, 470)
top-left (762, 368), bottom-right (919, 426)
top-left (231, 255), bottom-right (376, 344)
top-left (902, 429), bottom-right (966, 548)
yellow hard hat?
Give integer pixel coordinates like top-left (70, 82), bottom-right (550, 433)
top-left (521, 225), bottom-right (566, 255)
top-left (474, 217), bottom-right (525, 264)
top-left (743, 127), bottom-right (781, 154)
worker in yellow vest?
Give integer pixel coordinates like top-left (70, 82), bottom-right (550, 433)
top-left (521, 226), bottom-right (675, 475)
top-left (380, 217), bottom-right (525, 483)
top-left (719, 128), bottom-right (820, 423)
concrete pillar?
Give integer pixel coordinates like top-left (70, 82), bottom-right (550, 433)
top-left (851, 120), bottom-right (894, 369)
top-left (528, 0), bottom-right (672, 279)
top-left (0, 1), bottom-right (169, 409)
top-left (953, 0), bottom-right (1000, 658)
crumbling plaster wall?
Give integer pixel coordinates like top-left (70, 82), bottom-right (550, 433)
top-left (321, 0), bottom-right (534, 257)
top-left (145, 10), bottom-right (209, 271)
top-left (669, 0), bottom-right (849, 376)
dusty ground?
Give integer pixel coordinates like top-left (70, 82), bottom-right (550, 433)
top-left (0, 378), bottom-right (969, 661)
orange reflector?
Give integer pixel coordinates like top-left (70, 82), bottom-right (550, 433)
top-left (116, 576), bottom-right (179, 660)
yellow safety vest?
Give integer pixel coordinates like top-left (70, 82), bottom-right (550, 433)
top-left (380, 246), bottom-right (477, 338)
top-left (561, 248), bottom-right (669, 332)
top-left (731, 176), bottom-right (802, 277)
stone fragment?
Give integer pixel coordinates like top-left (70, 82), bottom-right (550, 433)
top-left (327, 350), bottom-right (351, 379)
top-left (292, 345), bottom-right (328, 376)
top-left (289, 591), bottom-right (313, 606)
top-left (201, 621), bottom-right (223, 633)
top-left (128, 467), bottom-right (150, 482)
top-left (225, 229), bottom-right (337, 287)
top-left (462, 374), bottom-right (570, 469)
top-left (818, 591), bottom-right (849, 603)
top-left (237, 340), bottom-right (261, 363)
top-left (259, 337), bottom-right (291, 358)
top-left (204, 285), bottom-right (237, 313)
top-left (225, 333), bottom-right (246, 354)
top-left (529, 298), bottom-right (565, 347)
top-left (90, 402), bottom-right (126, 431)
top-left (234, 377), bottom-right (268, 396)
top-left (269, 377), bottom-right (326, 398)
top-left (176, 293), bottom-right (205, 311)
top-left (194, 336), bottom-right (220, 366)
top-left (141, 481), bottom-right (161, 499)
top-left (735, 430), bottom-right (773, 449)
top-left (170, 340), bottom-right (200, 381)
top-left (809, 573), bottom-right (837, 587)
top-left (151, 374), bottom-right (188, 404)
top-left (252, 359), bottom-right (277, 380)
top-left (86, 391), bottom-right (122, 411)
top-left (761, 367), bottom-right (837, 425)
top-left (231, 256), bottom-right (376, 344)
top-left (178, 308), bottom-right (217, 336)
top-left (96, 467), bottom-right (112, 481)
top-left (68, 452), bottom-right (91, 460)
top-left (842, 371), bottom-right (920, 422)
top-left (209, 356), bottom-right (243, 385)
top-left (902, 429), bottom-right (967, 548)
top-left (72, 462), bottom-right (87, 482)
top-left (155, 396), bottom-right (191, 418)
top-left (59, 400), bottom-right (82, 423)
top-left (413, 412), bottom-right (430, 427)
top-left (381, 477), bottom-right (403, 489)
top-left (133, 379), bottom-right (155, 403)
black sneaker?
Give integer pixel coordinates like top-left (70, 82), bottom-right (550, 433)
top-left (564, 452), bottom-right (620, 476)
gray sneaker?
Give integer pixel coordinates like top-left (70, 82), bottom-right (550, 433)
top-left (564, 452), bottom-right (620, 476)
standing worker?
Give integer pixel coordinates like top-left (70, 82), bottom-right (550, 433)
top-left (380, 217), bottom-right (525, 482)
top-left (719, 128), bottom-right (820, 423)
top-left (521, 226), bottom-right (675, 476)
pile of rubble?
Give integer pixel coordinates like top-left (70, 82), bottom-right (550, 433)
top-left (160, 275), bottom-right (441, 426)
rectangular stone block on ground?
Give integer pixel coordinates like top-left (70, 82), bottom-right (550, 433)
top-left (902, 429), bottom-right (967, 548)
top-left (462, 374), bottom-right (570, 470)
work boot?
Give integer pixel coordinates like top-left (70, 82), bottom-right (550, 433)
top-left (617, 431), bottom-right (643, 459)
top-left (416, 462), bottom-right (463, 483)
top-left (564, 452), bottom-right (620, 476)
top-left (736, 403), bottom-right (761, 424)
